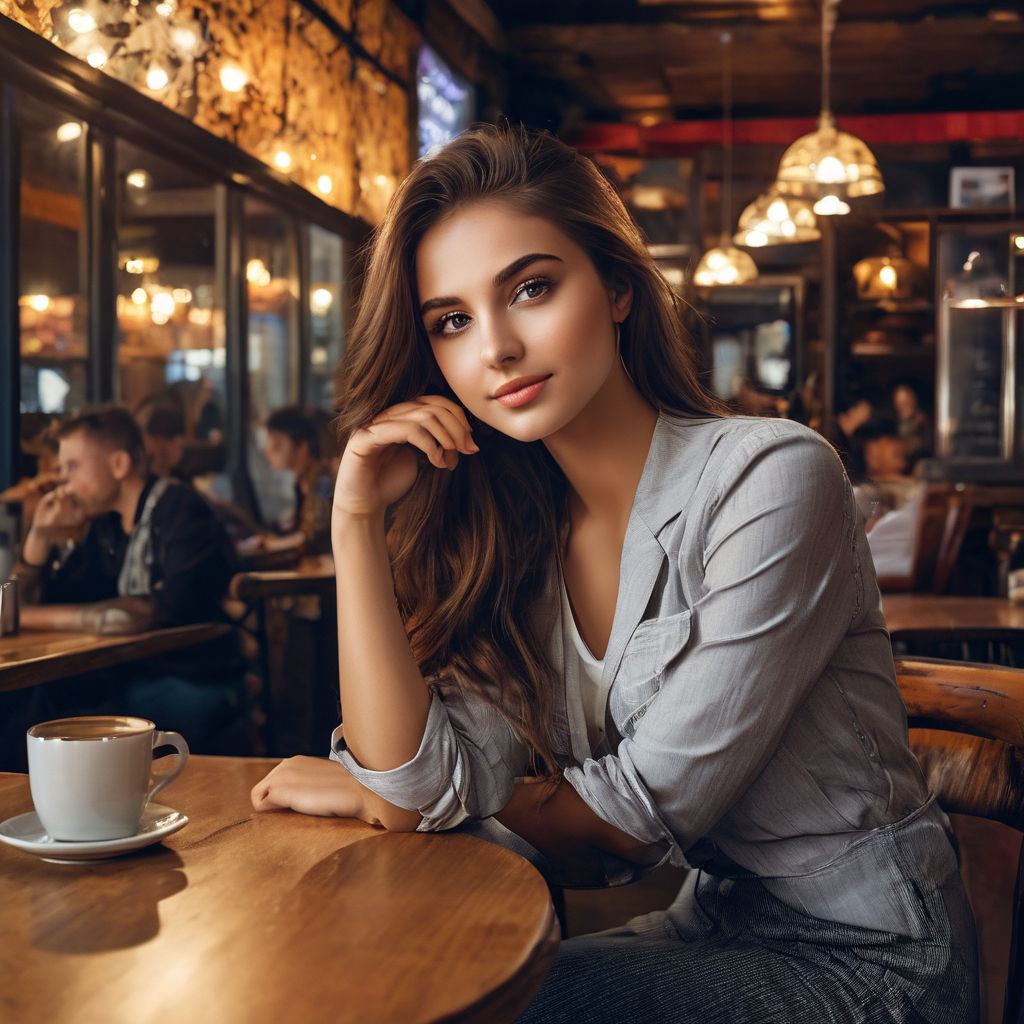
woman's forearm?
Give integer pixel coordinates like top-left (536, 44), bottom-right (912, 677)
top-left (333, 512), bottom-right (432, 772)
top-left (496, 778), bottom-right (662, 885)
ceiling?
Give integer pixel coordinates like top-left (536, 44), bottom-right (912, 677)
top-left (472, 0), bottom-right (1024, 131)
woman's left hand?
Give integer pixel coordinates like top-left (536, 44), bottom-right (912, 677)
top-left (251, 756), bottom-right (373, 820)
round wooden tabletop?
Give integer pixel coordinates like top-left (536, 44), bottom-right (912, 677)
top-left (0, 756), bottom-right (558, 1024)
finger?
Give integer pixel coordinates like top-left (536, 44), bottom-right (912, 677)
top-left (374, 398), bottom-right (477, 452)
top-left (358, 420), bottom-right (456, 470)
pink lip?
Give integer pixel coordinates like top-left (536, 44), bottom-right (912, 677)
top-left (492, 375), bottom-right (551, 408)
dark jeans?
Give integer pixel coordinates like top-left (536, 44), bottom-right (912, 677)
top-left (517, 866), bottom-right (978, 1024)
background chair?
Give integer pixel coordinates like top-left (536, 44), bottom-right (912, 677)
top-left (896, 656), bottom-right (1024, 1024)
top-left (878, 483), bottom-right (974, 594)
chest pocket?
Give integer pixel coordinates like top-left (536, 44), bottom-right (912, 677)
top-left (608, 609), bottom-right (691, 739)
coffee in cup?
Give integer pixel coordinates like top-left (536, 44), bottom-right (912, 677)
top-left (26, 716), bottom-right (189, 842)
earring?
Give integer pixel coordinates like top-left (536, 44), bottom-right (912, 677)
top-left (616, 321), bottom-right (635, 386)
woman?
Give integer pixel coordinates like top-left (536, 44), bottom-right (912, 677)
top-left (252, 125), bottom-right (977, 1023)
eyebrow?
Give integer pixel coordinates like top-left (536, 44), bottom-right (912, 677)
top-left (419, 253), bottom-right (562, 315)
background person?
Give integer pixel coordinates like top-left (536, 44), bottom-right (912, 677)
top-left (250, 126), bottom-right (975, 1024)
top-left (4, 405), bottom-right (246, 765)
top-left (259, 404), bottom-right (335, 556)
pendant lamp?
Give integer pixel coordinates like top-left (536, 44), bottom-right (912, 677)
top-left (774, 0), bottom-right (884, 214)
top-left (734, 187), bottom-right (820, 248)
top-left (693, 32), bottom-right (757, 287)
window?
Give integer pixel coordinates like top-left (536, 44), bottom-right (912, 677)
top-left (306, 224), bottom-right (344, 411)
top-left (18, 95), bottom-right (87, 419)
top-left (114, 140), bottom-right (224, 441)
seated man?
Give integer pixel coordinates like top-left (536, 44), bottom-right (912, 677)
top-left (17, 405), bottom-right (237, 633)
top-left (259, 405), bottom-right (335, 556)
top-left (4, 405), bottom-right (246, 766)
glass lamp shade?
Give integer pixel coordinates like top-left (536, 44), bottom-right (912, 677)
top-left (852, 254), bottom-right (915, 300)
top-left (733, 190), bottom-right (820, 247)
top-left (693, 238), bottom-right (758, 287)
top-left (775, 112), bottom-right (884, 208)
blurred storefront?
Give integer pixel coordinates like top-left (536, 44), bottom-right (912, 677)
top-left (0, 0), bottom-right (428, 530)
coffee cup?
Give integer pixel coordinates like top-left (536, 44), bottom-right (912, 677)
top-left (26, 716), bottom-right (189, 842)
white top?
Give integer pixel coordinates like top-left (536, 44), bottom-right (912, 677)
top-left (559, 580), bottom-right (610, 756)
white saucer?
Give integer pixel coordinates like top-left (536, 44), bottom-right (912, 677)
top-left (0, 803), bottom-right (188, 863)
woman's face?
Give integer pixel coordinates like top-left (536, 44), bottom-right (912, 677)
top-left (415, 199), bottom-right (632, 444)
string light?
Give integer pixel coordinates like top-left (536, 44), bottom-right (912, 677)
top-left (146, 65), bottom-right (169, 90)
top-left (219, 64), bottom-right (248, 92)
top-left (67, 9), bottom-right (97, 34)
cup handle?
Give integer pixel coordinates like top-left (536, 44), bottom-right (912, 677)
top-left (147, 730), bottom-right (190, 803)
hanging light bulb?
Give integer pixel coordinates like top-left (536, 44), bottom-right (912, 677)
top-left (694, 33), bottom-right (758, 288)
top-left (734, 188), bottom-right (820, 248)
top-left (774, 0), bottom-right (883, 212)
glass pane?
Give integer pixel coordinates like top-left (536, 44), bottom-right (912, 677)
top-left (246, 198), bottom-right (298, 527)
top-left (18, 95), bottom-right (88, 420)
top-left (937, 225), bottom-right (1018, 462)
top-left (114, 140), bottom-right (225, 452)
top-left (306, 225), bottom-right (344, 411)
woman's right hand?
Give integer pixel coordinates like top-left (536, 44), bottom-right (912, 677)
top-left (333, 395), bottom-right (479, 520)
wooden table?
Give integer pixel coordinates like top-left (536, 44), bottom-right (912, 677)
top-left (882, 594), bottom-right (1024, 643)
top-left (0, 623), bottom-right (232, 693)
top-left (0, 756), bottom-right (559, 1024)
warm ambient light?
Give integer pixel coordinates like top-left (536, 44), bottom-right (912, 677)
top-left (126, 169), bottom-right (152, 191)
top-left (131, 287), bottom-right (148, 305)
top-left (812, 193), bottom-right (851, 216)
top-left (155, 1), bottom-right (175, 16)
top-left (695, 33), bottom-right (758, 287)
top-left (246, 259), bottom-right (272, 287)
top-left (310, 288), bottom-right (333, 316)
top-left (317, 175), bottom-right (334, 195)
top-left (273, 150), bottom-right (292, 170)
top-left (56, 122), bottom-right (83, 143)
top-left (734, 189), bottom-right (819, 248)
top-left (67, 8), bottom-right (97, 34)
top-left (693, 243), bottom-right (758, 287)
top-left (24, 294), bottom-right (51, 312)
top-left (146, 65), bottom-right (170, 90)
top-left (86, 48), bottom-right (107, 69)
top-left (219, 64), bottom-right (248, 92)
top-left (773, 0), bottom-right (884, 211)
top-left (151, 292), bottom-right (176, 317)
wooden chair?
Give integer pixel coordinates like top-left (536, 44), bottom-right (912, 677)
top-left (878, 484), bottom-right (974, 594)
top-left (895, 657), bottom-right (1024, 1024)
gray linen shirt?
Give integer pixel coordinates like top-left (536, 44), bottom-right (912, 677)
top-left (332, 415), bottom-right (956, 938)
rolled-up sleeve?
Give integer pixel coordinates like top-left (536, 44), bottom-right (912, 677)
top-left (565, 425), bottom-right (859, 859)
top-left (330, 679), bottom-right (529, 831)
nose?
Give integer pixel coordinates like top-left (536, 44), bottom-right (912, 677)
top-left (478, 315), bottom-right (524, 368)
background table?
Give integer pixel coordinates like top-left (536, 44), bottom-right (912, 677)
top-left (0, 756), bottom-right (558, 1024)
top-left (882, 594), bottom-right (1024, 643)
top-left (0, 623), bottom-right (232, 693)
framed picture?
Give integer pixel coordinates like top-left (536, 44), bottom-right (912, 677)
top-left (949, 167), bottom-right (1015, 209)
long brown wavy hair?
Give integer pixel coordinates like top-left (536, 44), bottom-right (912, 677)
top-left (335, 124), bottom-right (722, 773)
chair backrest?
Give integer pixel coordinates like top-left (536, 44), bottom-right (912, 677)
top-left (878, 484), bottom-right (974, 594)
top-left (895, 657), bottom-right (1024, 1024)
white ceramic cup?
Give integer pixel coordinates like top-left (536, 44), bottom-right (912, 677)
top-left (26, 716), bottom-right (189, 842)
